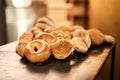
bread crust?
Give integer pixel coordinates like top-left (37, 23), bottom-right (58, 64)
top-left (52, 39), bottom-right (73, 59)
top-left (24, 40), bottom-right (51, 63)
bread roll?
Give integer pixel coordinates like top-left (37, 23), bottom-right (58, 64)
top-left (71, 37), bottom-right (88, 53)
top-left (31, 27), bottom-right (42, 36)
top-left (51, 30), bottom-right (71, 40)
top-left (16, 42), bottom-right (28, 57)
top-left (16, 32), bottom-right (33, 57)
top-left (51, 39), bottom-right (73, 59)
top-left (88, 29), bottom-right (105, 45)
top-left (34, 32), bottom-right (57, 44)
top-left (35, 16), bottom-right (55, 31)
top-left (54, 25), bottom-right (74, 32)
top-left (72, 29), bottom-right (91, 48)
top-left (73, 25), bottom-right (84, 31)
top-left (19, 32), bottom-right (33, 43)
top-left (24, 40), bottom-right (51, 63)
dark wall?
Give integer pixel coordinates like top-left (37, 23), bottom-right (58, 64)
top-left (0, 0), bottom-right (7, 45)
top-left (89, 0), bottom-right (120, 80)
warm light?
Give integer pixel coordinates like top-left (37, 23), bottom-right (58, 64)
top-left (17, 20), bottom-right (28, 37)
top-left (12, 0), bottom-right (32, 8)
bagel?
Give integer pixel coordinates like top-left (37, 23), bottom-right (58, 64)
top-left (16, 32), bottom-right (33, 57)
top-left (34, 32), bottom-right (57, 44)
top-left (19, 32), bottom-right (33, 43)
top-left (44, 27), bottom-right (54, 33)
top-left (54, 25), bottom-right (74, 32)
top-left (88, 29), bottom-right (105, 45)
top-left (51, 39), bottom-right (73, 59)
top-left (16, 42), bottom-right (28, 57)
top-left (24, 40), bottom-right (51, 63)
top-left (35, 16), bottom-right (55, 31)
top-left (71, 37), bottom-right (88, 53)
top-left (72, 29), bottom-right (91, 48)
top-left (31, 27), bottom-right (43, 36)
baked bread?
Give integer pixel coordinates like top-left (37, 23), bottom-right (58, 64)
top-left (88, 29), bottom-right (105, 45)
top-left (54, 25), bottom-right (73, 32)
top-left (72, 29), bottom-right (91, 48)
top-left (73, 25), bottom-right (84, 31)
top-left (51, 30), bottom-right (71, 40)
top-left (16, 16), bottom-right (115, 63)
top-left (44, 27), bottom-right (54, 33)
top-left (19, 32), bottom-right (33, 43)
top-left (34, 32), bottom-right (57, 44)
top-left (34, 16), bottom-right (55, 31)
top-left (24, 40), bottom-right (51, 63)
top-left (51, 39), bottom-right (73, 59)
top-left (16, 32), bottom-right (33, 57)
top-left (31, 27), bottom-right (43, 36)
top-left (71, 37), bottom-right (88, 53)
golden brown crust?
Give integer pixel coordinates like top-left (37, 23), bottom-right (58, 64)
top-left (16, 16), bottom-right (115, 63)
top-left (24, 40), bottom-right (51, 63)
top-left (73, 25), bottom-right (84, 31)
top-left (54, 25), bottom-right (74, 32)
top-left (31, 27), bottom-right (43, 36)
top-left (16, 32), bottom-right (33, 57)
top-left (35, 16), bottom-right (55, 31)
top-left (72, 29), bottom-right (91, 48)
top-left (19, 32), bottom-right (33, 43)
top-left (51, 30), bottom-right (72, 40)
top-left (34, 32), bottom-right (57, 44)
top-left (16, 42), bottom-right (28, 57)
top-left (88, 29), bottom-right (105, 45)
top-left (71, 37), bottom-right (88, 53)
top-left (44, 27), bottom-right (54, 33)
top-left (51, 39), bottom-right (73, 59)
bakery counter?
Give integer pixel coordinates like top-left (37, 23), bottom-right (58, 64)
top-left (0, 41), bottom-right (115, 80)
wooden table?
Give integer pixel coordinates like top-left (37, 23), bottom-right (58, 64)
top-left (0, 41), bottom-right (115, 80)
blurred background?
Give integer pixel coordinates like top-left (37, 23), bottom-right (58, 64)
top-left (0, 0), bottom-right (120, 80)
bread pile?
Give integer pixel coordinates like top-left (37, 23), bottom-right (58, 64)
top-left (16, 16), bottom-right (115, 63)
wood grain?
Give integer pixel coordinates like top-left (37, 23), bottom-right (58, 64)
top-left (0, 41), bottom-right (114, 80)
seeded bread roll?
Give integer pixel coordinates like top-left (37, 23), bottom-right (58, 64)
top-left (51, 30), bottom-right (72, 40)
